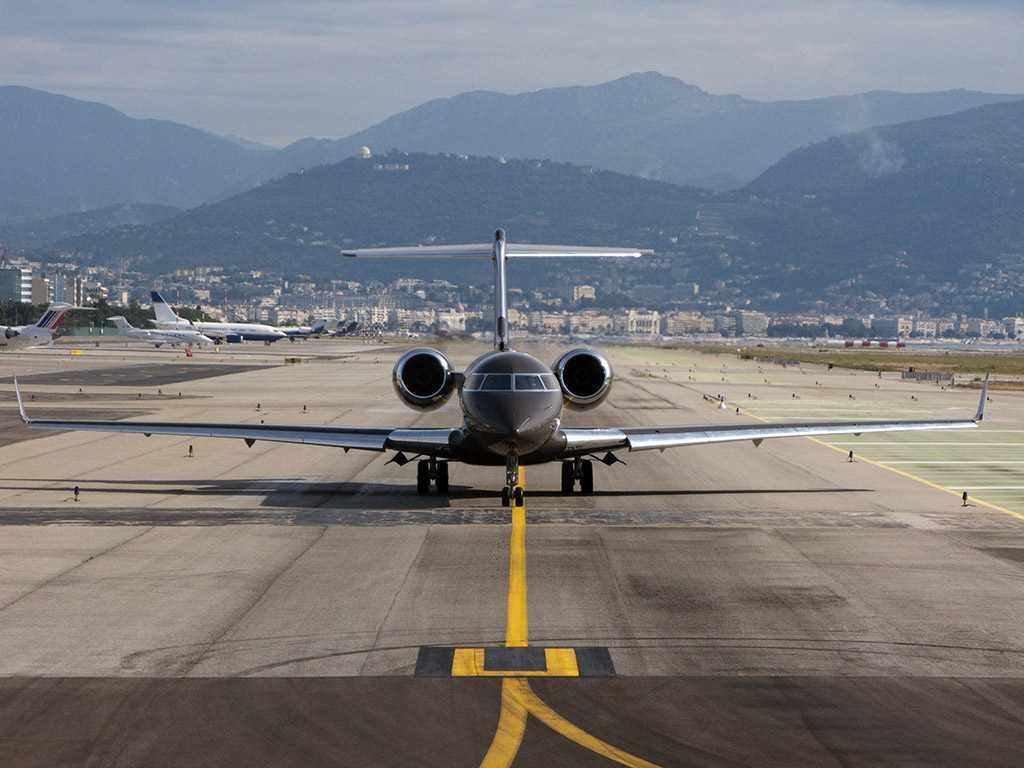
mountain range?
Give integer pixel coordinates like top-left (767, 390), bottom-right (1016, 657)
top-left (2, 73), bottom-right (1021, 224)
top-left (41, 96), bottom-right (1024, 312)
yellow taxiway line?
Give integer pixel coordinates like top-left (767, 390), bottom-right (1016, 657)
top-left (506, 466), bottom-right (529, 647)
top-left (478, 467), bottom-right (663, 768)
top-left (731, 402), bottom-right (1024, 521)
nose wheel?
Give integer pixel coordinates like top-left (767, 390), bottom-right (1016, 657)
top-left (502, 455), bottom-right (523, 507)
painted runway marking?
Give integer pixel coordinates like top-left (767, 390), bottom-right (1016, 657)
top-left (475, 467), bottom-right (661, 768)
top-left (506, 468), bottom-right (528, 648)
top-left (730, 399), bottom-right (1024, 521)
top-left (958, 487), bottom-right (1024, 491)
top-left (883, 461), bottom-right (1024, 465)
top-left (826, 442), bottom-right (1024, 446)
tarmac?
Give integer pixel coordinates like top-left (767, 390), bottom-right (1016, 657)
top-left (1, 338), bottom-right (1023, 767)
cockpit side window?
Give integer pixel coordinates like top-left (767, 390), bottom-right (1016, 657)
top-left (465, 374), bottom-right (485, 391)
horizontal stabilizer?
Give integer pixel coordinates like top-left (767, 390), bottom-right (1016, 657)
top-left (343, 243), bottom-right (651, 259)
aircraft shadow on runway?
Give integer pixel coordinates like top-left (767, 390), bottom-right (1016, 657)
top-left (0, 478), bottom-right (873, 519)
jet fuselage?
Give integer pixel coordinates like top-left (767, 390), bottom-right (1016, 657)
top-left (457, 350), bottom-right (564, 463)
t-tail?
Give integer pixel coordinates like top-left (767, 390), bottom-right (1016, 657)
top-left (342, 229), bottom-right (652, 351)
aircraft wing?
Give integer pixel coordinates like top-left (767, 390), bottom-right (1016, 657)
top-left (14, 379), bottom-right (458, 455)
top-left (559, 377), bottom-right (987, 456)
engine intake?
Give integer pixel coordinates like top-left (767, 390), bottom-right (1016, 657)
top-left (393, 348), bottom-right (457, 411)
top-left (552, 348), bottom-right (613, 410)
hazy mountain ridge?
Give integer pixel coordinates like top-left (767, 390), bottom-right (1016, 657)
top-left (45, 95), bottom-right (1024, 311)
top-left (287, 73), bottom-right (1021, 189)
top-left (2, 75), bottom-right (1021, 225)
top-left (4, 203), bottom-right (182, 250)
top-left (0, 86), bottom-right (266, 224)
top-left (747, 99), bottom-right (1024, 195)
top-left (54, 153), bottom-right (707, 281)
top-left (717, 100), bottom-right (1024, 302)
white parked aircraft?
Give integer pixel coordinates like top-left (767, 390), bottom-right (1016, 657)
top-left (150, 292), bottom-right (286, 343)
top-left (0, 302), bottom-right (75, 350)
top-left (106, 316), bottom-right (214, 347)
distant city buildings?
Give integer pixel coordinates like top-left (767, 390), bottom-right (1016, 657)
top-left (2, 253), bottom-right (1024, 344)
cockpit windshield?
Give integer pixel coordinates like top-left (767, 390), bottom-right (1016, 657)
top-left (480, 374), bottom-right (512, 391)
top-left (464, 373), bottom-right (560, 392)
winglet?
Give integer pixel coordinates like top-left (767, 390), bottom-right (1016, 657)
top-left (974, 373), bottom-right (989, 422)
top-left (13, 377), bottom-right (30, 424)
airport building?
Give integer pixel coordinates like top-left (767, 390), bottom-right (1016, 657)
top-left (0, 267), bottom-right (32, 303)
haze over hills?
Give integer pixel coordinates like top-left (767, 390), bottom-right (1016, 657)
top-left (747, 99), bottom-right (1024, 196)
top-left (281, 72), bottom-right (1023, 191)
top-left (0, 86), bottom-right (265, 224)
top-left (55, 153), bottom-right (707, 284)
top-left (719, 99), bottom-right (1024, 310)
top-left (2, 74), bottom-right (1021, 225)
top-left (41, 97), bottom-right (1024, 313)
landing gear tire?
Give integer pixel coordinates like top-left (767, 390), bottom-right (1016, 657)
top-left (514, 486), bottom-right (524, 506)
top-left (502, 486), bottom-right (512, 507)
top-left (561, 460), bottom-right (574, 494)
top-left (580, 460), bottom-right (594, 494)
top-left (561, 458), bottom-right (594, 494)
top-left (416, 460), bottom-right (430, 494)
top-left (436, 461), bottom-right (449, 494)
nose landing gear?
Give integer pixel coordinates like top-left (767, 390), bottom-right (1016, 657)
top-left (502, 454), bottom-right (524, 507)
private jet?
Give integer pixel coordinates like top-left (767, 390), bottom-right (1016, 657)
top-left (106, 316), bottom-right (215, 347)
top-left (150, 292), bottom-right (286, 343)
top-left (16, 231), bottom-right (986, 505)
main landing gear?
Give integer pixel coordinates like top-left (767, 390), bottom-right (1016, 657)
top-left (561, 457), bottom-right (594, 494)
top-left (416, 457), bottom-right (449, 494)
top-left (502, 455), bottom-right (524, 507)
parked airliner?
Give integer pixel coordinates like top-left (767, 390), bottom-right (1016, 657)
top-left (17, 231), bottom-right (986, 505)
top-left (1, 303), bottom-right (74, 350)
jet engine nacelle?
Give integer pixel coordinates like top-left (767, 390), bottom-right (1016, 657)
top-left (4, 327), bottom-right (19, 339)
top-left (393, 347), bottom-right (457, 411)
top-left (552, 348), bottom-right (613, 410)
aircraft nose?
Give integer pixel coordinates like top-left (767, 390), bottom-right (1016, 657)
top-left (489, 411), bottom-right (533, 437)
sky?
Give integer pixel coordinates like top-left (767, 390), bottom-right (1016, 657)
top-left (4, 0), bottom-right (1024, 147)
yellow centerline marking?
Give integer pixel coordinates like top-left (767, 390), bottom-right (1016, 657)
top-left (732, 403), bottom-right (1024, 521)
top-left (479, 680), bottom-right (528, 768)
top-left (513, 680), bottom-right (663, 768)
top-left (505, 466), bottom-right (528, 647)
top-left (478, 466), bottom-right (663, 768)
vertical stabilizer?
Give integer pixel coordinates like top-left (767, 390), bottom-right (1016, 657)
top-left (341, 232), bottom-right (650, 353)
top-left (34, 303), bottom-right (72, 330)
top-left (150, 291), bottom-right (184, 325)
top-left (492, 229), bottom-right (509, 351)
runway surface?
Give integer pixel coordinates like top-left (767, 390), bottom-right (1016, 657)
top-left (1, 339), bottom-right (1023, 766)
